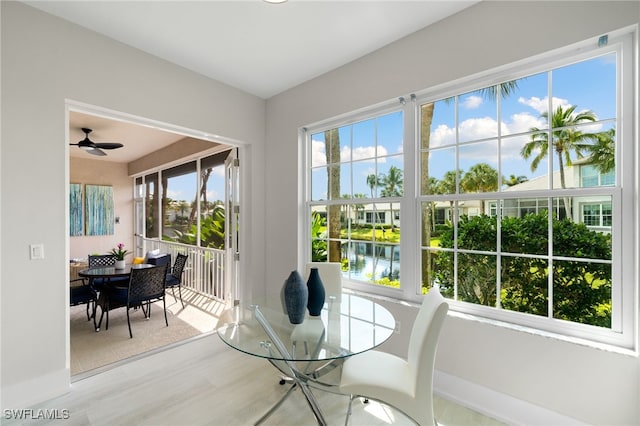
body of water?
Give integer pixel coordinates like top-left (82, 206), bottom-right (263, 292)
top-left (341, 242), bottom-right (400, 282)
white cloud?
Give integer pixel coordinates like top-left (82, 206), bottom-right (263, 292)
top-left (352, 145), bottom-right (387, 161)
top-left (459, 117), bottom-right (498, 141)
top-left (432, 117), bottom-right (502, 149)
top-left (430, 114), bottom-right (543, 164)
top-left (518, 96), bottom-right (571, 114)
top-left (504, 112), bottom-right (545, 134)
top-left (211, 166), bottom-right (225, 178)
top-left (167, 189), bottom-right (182, 199)
top-left (430, 124), bottom-right (456, 148)
top-left (311, 139), bottom-right (326, 167)
top-left (462, 95), bottom-right (483, 109)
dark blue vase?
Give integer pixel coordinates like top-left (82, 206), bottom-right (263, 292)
top-left (283, 270), bottom-right (308, 324)
top-left (306, 268), bottom-right (325, 316)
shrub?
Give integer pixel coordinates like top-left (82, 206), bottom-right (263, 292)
top-left (434, 212), bottom-right (611, 327)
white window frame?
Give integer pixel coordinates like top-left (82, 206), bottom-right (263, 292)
top-left (581, 201), bottom-right (613, 228)
top-left (414, 31), bottom-right (635, 349)
top-left (302, 29), bottom-right (637, 350)
top-left (303, 101), bottom-right (416, 299)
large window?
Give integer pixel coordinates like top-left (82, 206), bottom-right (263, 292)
top-left (304, 31), bottom-right (636, 348)
top-left (136, 150), bottom-right (230, 249)
top-left (162, 162), bottom-right (197, 240)
top-left (420, 47), bottom-right (620, 332)
top-left (308, 110), bottom-right (404, 287)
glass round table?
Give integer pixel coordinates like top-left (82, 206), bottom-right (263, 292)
top-left (217, 293), bottom-right (396, 425)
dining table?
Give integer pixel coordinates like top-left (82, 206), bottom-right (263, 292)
top-left (78, 263), bottom-right (154, 331)
top-left (217, 292), bottom-right (396, 425)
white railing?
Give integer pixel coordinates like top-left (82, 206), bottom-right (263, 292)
top-left (136, 236), bottom-right (228, 303)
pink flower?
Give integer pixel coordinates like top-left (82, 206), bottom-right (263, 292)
top-left (110, 244), bottom-right (130, 260)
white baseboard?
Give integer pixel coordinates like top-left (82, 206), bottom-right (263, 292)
top-left (1, 368), bottom-right (70, 411)
top-left (434, 370), bottom-right (586, 426)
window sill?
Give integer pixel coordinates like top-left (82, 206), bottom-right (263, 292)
top-left (446, 310), bottom-right (638, 357)
top-left (344, 286), bottom-right (638, 357)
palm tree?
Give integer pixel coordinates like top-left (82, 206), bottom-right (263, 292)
top-left (380, 166), bottom-right (403, 230)
top-left (426, 176), bottom-right (439, 233)
top-left (420, 82), bottom-right (519, 289)
top-left (178, 200), bottom-right (190, 217)
top-left (435, 170), bottom-right (462, 222)
top-left (366, 173), bottom-right (380, 198)
top-left (341, 194), bottom-right (350, 227)
top-left (353, 193), bottom-right (367, 226)
top-left (188, 167), bottom-right (213, 224)
top-left (366, 173), bottom-right (381, 231)
top-left (504, 174), bottom-right (528, 187)
top-left (585, 127), bottom-right (615, 174)
top-left (521, 104), bottom-right (600, 218)
top-left (461, 163), bottom-right (498, 213)
top-left (325, 129), bottom-right (342, 263)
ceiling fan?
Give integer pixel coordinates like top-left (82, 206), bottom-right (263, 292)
top-left (69, 128), bottom-right (124, 156)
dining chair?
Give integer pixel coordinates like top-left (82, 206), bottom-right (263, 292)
top-left (165, 253), bottom-right (188, 308)
top-left (339, 287), bottom-right (449, 426)
top-left (69, 278), bottom-right (97, 321)
top-left (88, 254), bottom-right (127, 290)
top-left (94, 264), bottom-right (169, 338)
top-left (88, 253), bottom-right (117, 267)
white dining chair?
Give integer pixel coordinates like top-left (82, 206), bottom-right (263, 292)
top-left (339, 287), bottom-right (449, 426)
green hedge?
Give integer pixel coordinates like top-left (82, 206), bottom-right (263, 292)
top-left (434, 213), bottom-right (611, 328)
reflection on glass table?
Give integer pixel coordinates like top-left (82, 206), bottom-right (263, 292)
top-left (217, 293), bottom-right (395, 426)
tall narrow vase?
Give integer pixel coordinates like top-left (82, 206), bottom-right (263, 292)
top-left (306, 268), bottom-right (325, 316)
top-left (283, 270), bottom-right (308, 324)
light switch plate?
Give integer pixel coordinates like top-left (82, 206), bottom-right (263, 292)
top-left (30, 244), bottom-right (45, 260)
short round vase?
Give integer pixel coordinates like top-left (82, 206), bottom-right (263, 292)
top-left (283, 270), bottom-right (308, 324)
top-left (115, 260), bottom-right (125, 269)
top-left (307, 268), bottom-right (325, 316)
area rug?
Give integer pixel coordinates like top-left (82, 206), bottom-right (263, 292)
top-left (70, 302), bottom-right (203, 376)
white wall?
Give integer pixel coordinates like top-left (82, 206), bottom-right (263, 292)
top-left (1, 2), bottom-right (266, 409)
top-left (2, 1), bottom-right (638, 423)
top-left (264, 2), bottom-right (639, 424)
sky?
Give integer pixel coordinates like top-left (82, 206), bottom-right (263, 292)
top-left (165, 165), bottom-right (226, 205)
top-left (311, 52), bottom-right (616, 200)
top-left (167, 52), bottom-right (616, 204)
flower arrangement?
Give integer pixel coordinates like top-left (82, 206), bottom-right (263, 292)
top-left (110, 243), bottom-right (130, 261)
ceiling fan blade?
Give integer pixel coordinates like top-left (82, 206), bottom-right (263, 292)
top-left (86, 147), bottom-right (107, 156)
top-left (70, 128), bottom-right (123, 156)
top-left (94, 142), bottom-right (124, 150)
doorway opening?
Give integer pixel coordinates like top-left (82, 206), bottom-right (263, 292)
top-left (66, 101), bottom-right (242, 378)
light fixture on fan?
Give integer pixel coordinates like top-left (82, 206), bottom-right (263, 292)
top-left (69, 128), bottom-right (124, 156)
top-left (263, 0), bottom-right (287, 3)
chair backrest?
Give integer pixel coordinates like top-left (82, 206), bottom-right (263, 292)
top-left (406, 287), bottom-right (449, 425)
top-left (305, 262), bottom-right (342, 302)
top-left (127, 264), bottom-right (167, 305)
top-left (89, 254), bottom-right (117, 267)
top-left (147, 253), bottom-right (171, 267)
top-left (170, 253), bottom-right (188, 282)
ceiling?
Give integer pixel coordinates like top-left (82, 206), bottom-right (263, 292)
top-left (27, 0), bottom-right (479, 162)
top-left (68, 112), bottom-right (190, 163)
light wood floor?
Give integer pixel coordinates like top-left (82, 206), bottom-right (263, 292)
top-left (13, 333), bottom-right (505, 426)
